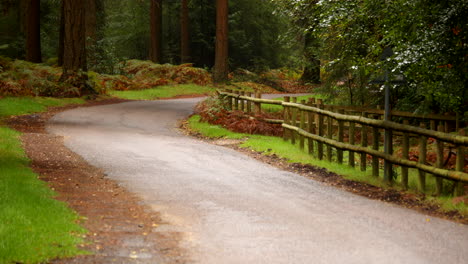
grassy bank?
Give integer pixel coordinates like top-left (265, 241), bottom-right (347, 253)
top-left (188, 115), bottom-right (375, 180)
top-left (187, 115), bottom-right (467, 216)
top-left (109, 84), bottom-right (215, 100)
top-left (0, 97), bottom-right (85, 117)
top-left (0, 97), bottom-right (87, 263)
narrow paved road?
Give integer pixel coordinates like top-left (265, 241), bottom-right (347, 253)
top-left (48, 98), bottom-right (468, 264)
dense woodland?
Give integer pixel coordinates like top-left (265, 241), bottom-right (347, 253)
top-left (0, 0), bottom-right (467, 118)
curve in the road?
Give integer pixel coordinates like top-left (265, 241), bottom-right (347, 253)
top-left (48, 98), bottom-right (468, 264)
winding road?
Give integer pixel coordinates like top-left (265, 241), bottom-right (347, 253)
top-left (48, 97), bottom-right (468, 264)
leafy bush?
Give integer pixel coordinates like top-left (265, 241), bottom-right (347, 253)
top-left (99, 60), bottom-right (213, 91)
top-left (0, 60), bottom-right (104, 97)
top-left (0, 55), bottom-right (12, 73)
top-left (230, 68), bottom-right (312, 93)
top-left (230, 82), bottom-right (279, 94)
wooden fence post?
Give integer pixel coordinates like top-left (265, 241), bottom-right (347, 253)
top-left (430, 120), bottom-right (436, 131)
top-left (434, 124), bottom-right (444, 196)
top-left (401, 120), bottom-right (410, 190)
top-left (234, 91), bottom-right (239, 111)
top-left (349, 121), bottom-right (355, 167)
top-left (255, 92), bottom-right (261, 115)
top-left (327, 115), bottom-right (333, 162)
top-left (283, 96), bottom-right (290, 141)
top-left (455, 129), bottom-right (465, 196)
top-left (291, 97), bottom-right (297, 145)
top-left (225, 89), bottom-right (232, 110)
top-left (337, 109), bottom-right (344, 164)
top-left (418, 123), bottom-right (427, 193)
top-left (360, 112), bottom-right (368, 171)
top-left (444, 113), bottom-right (449, 133)
top-left (372, 121), bottom-right (380, 177)
top-left (240, 91), bottom-right (245, 112)
top-left (307, 98), bottom-right (315, 156)
top-left (299, 100), bottom-right (306, 151)
top-left (246, 92), bottom-right (252, 113)
top-left (317, 99), bottom-right (324, 160)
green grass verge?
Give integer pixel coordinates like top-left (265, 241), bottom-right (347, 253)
top-left (0, 96), bottom-right (88, 263)
top-left (0, 97), bottom-right (85, 118)
top-left (188, 115), bottom-right (251, 139)
top-left (109, 84), bottom-right (216, 100)
top-left (0, 127), bottom-right (88, 263)
top-left (188, 115), bottom-right (374, 181)
top-left (188, 115), bottom-right (467, 216)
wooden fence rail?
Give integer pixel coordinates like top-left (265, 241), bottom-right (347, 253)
top-left (221, 90), bottom-right (461, 132)
top-left (218, 90), bottom-right (468, 194)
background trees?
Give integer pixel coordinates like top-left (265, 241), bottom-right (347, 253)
top-left (0, 0), bottom-right (465, 116)
top-left (0, 0), bottom-right (290, 71)
top-left (276, 0), bottom-right (467, 115)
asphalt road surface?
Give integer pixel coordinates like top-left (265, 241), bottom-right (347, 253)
top-left (48, 97), bottom-right (468, 264)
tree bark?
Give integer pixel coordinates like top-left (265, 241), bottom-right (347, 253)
top-left (58, 0), bottom-right (64, 66)
top-left (150, 0), bottom-right (163, 63)
top-left (25, 0), bottom-right (41, 63)
top-left (85, 0), bottom-right (97, 45)
top-left (62, 0), bottom-right (87, 73)
top-left (213, 0), bottom-right (228, 83)
top-left (19, 0), bottom-right (28, 34)
top-left (85, 0), bottom-right (100, 67)
top-left (60, 0), bottom-right (90, 95)
top-left (180, 0), bottom-right (191, 63)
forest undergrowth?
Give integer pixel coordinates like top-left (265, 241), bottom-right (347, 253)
top-left (0, 58), bottom-right (311, 99)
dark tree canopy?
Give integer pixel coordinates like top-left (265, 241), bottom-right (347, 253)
top-left (0, 0), bottom-right (464, 115)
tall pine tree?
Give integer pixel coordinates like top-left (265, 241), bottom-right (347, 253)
top-left (180, 0), bottom-right (190, 63)
top-left (213, 0), bottom-right (228, 83)
top-left (60, 0), bottom-right (93, 95)
top-left (25, 0), bottom-right (41, 62)
top-left (150, 0), bottom-right (162, 63)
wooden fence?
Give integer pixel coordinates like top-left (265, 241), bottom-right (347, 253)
top-left (219, 90), bottom-right (468, 195)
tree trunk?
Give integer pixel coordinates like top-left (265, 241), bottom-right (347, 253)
top-left (25, 0), bottom-right (41, 63)
top-left (85, 0), bottom-right (99, 67)
top-left (300, 32), bottom-right (320, 84)
top-left (150, 0), bottom-right (162, 63)
top-left (19, 0), bottom-right (28, 35)
top-left (58, 0), bottom-right (64, 66)
top-left (61, 0), bottom-right (91, 96)
top-left (85, 0), bottom-right (97, 45)
top-left (213, 0), bottom-right (228, 83)
top-left (180, 0), bottom-right (191, 63)
top-left (62, 0), bottom-right (87, 73)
